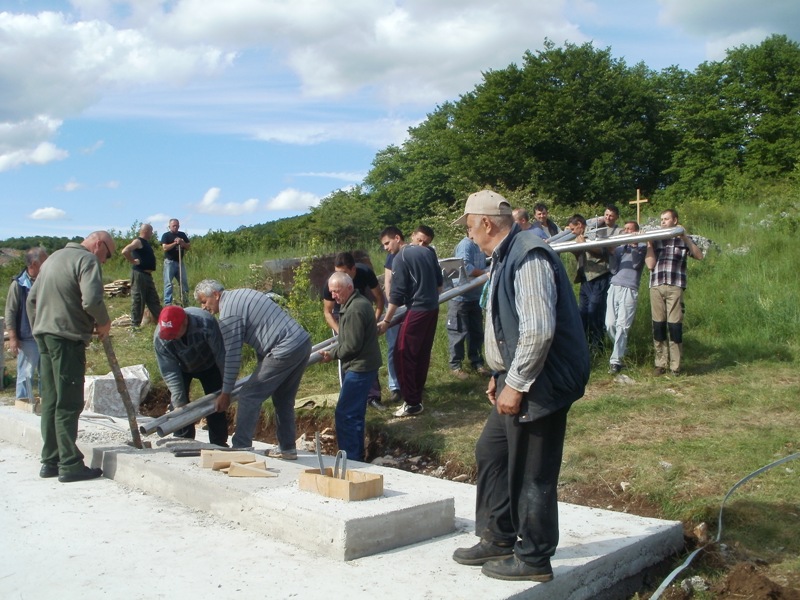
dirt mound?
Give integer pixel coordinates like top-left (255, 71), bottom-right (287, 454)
top-left (712, 563), bottom-right (800, 600)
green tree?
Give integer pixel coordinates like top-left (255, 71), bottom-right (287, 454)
top-left (364, 40), bottom-right (672, 216)
top-left (726, 34), bottom-right (800, 179)
top-left (657, 61), bottom-right (746, 197)
top-left (306, 186), bottom-right (380, 247)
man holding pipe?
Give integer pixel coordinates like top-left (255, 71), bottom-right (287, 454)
top-left (195, 280), bottom-right (311, 457)
top-left (154, 305), bottom-right (229, 446)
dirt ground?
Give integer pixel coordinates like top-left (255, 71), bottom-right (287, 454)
top-left (138, 389), bottom-right (799, 600)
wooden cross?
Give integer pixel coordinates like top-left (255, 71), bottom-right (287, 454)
top-left (629, 189), bottom-right (649, 224)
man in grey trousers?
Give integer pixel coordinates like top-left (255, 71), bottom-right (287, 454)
top-left (194, 280), bottom-right (311, 457)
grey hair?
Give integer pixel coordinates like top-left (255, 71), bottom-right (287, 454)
top-left (328, 271), bottom-right (353, 290)
top-left (25, 247), bottom-right (47, 266)
top-left (488, 214), bottom-right (515, 229)
top-left (194, 279), bottom-right (225, 300)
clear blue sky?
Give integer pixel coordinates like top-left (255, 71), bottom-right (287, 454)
top-left (1, 0), bottom-right (798, 239)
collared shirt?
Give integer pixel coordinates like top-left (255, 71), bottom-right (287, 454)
top-left (453, 237), bottom-right (487, 302)
top-left (649, 237), bottom-right (692, 289)
top-left (484, 237), bottom-right (557, 393)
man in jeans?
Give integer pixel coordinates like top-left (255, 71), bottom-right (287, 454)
top-left (447, 235), bottom-right (489, 380)
top-left (5, 247), bottom-right (47, 401)
top-left (161, 218), bottom-right (190, 305)
top-left (605, 221), bottom-right (647, 374)
top-left (319, 272), bottom-right (382, 461)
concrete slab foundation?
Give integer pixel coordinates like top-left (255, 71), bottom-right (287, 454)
top-left (0, 405), bottom-right (683, 599)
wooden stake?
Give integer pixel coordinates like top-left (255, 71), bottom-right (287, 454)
top-left (101, 336), bottom-right (144, 449)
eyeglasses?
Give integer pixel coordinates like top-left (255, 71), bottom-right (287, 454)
top-left (101, 240), bottom-right (112, 261)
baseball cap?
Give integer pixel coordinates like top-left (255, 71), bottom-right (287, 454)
top-left (452, 190), bottom-right (513, 226)
top-left (158, 305), bottom-right (187, 340)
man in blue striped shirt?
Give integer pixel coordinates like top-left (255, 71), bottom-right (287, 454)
top-left (194, 280), bottom-right (312, 456)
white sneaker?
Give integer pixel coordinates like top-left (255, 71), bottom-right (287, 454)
top-left (394, 402), bottom-right (423, 417)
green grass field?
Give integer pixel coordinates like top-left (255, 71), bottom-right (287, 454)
top-left (2, 194), bottom-right (799, 595)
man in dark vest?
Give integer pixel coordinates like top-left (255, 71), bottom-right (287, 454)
top-left (121, 223), bottom-right (162, 328)
top-left (451, 190), bottom-right (590, 583)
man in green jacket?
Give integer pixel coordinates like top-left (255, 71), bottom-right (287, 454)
top-left (27, 231), bottom-right (114, 483)
top-left (319, 272), bottom-right (382, 461)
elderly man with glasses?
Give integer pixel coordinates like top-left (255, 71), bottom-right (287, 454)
top-left (27, 231), bottom-right (115, 483)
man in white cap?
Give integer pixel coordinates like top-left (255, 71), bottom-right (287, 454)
top-left (451, 190), bottom-right (589, 583)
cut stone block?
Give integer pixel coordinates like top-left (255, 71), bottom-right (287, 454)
top-left (84, 364), bottom-right (150, 417)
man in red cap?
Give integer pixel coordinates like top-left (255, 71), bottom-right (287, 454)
top-left (154, 305), bottom-right (229, 445)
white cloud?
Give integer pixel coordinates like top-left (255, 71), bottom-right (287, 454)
top-left (59, 179), bottom-right (84, 192)
top-left (101, 180), bottom-right (120, 189)
top-left (146, 213), bottom-right (174, 228)
top-left (0, 116), bottom-right (69, 171)
top-left (266, 188), bottom-right (321, 211)
top-left (30, 207), bottom-right (68, 220)
top-left (0, 142), bottom-right (69, 172)
top-left (0, 11), bottom-right (234, 122)
top-left (659, 0), bottom-right (800, 56)
top-left (81, 140), bottom-right (105, 154)
top-left (194, 187), bottom-right (261, 216)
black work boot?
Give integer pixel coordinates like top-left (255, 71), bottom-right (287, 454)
top-left (481, 555), bottom-right (553, 582)
top-left (452, 540), bottom-right (514, 566)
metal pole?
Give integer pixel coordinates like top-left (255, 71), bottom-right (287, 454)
top-left (177, 247), bottom-right (184, 307)
top-left (550, 226), bottom-right (684, 254)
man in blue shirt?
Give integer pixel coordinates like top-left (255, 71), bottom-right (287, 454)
top-left (447, 236), bottom-right (489, 379)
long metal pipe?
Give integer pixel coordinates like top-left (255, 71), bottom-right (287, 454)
top-left (551, 226), bottom-right (684, 254)
top-left (150, 226), bottom-right (684, 438)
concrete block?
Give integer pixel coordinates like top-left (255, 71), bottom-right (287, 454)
top-left (98, 447), bottom-right (456, 561)
top-left (84, 364), bottom-right (150, 417)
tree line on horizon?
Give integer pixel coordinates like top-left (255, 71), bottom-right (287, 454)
top-left (5, 34), bottom-right (800, 255)
top-left (248, 34), bottom-right (800, 251)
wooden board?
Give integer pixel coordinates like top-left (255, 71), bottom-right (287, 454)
top-left (14, 399), bottom-right (40, 415)
top-left (200, 450), bottom-right (258, 469)
top-left (227, 461), bottom-right (277, 478)
top-left (298, 468), bottom-right (384, 501)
